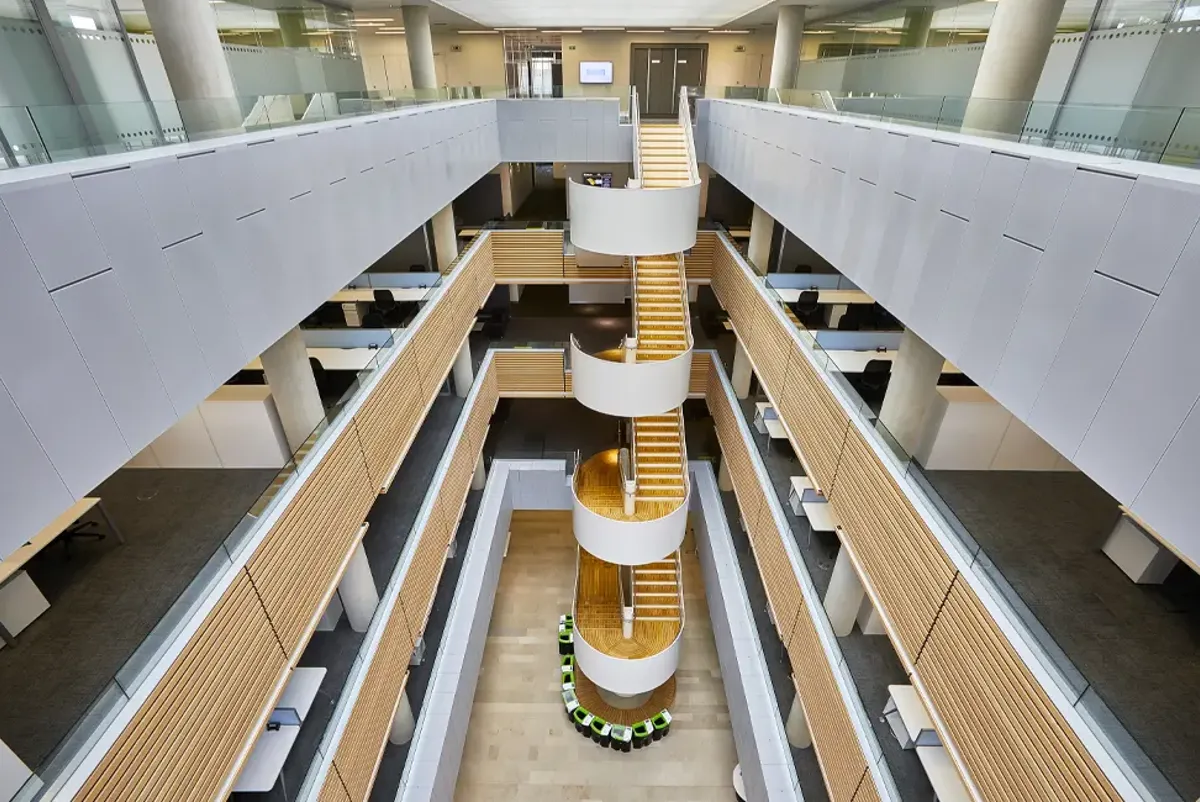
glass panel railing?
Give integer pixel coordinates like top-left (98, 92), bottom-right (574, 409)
top-left (732, 237), bottom-right (1182, 801)
top-left (732, 89), bottom-right (1200, 170)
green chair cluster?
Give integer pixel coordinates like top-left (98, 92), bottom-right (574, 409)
top-left (555, 613), bottom-right (672, 752)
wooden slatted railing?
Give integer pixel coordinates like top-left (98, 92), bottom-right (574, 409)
top-left (68, 233), bottom-right (500, 802)
top-left (689, 351), bottom-right (711, 397)
top-left (489, 229), bottom-right (565, 282)
top-left (705, 360), bottom-right (885, 802)
top-left (493, 349), bottom-right (568, 396)
top-left (708, 233), bottom-right (1125, 802)
top-left (685, 229), bottom-right (717, 281)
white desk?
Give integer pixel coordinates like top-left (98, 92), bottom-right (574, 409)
top-left (764, 417), bottom-right (788, 443)
top-left (916, 747), bottom-right (970, 802)
top-left (753, 402), bottom-right (775, 435)
top-left (801, 500), bottom-right (838, 533)
top-left (235, 666), bottom-right (327, 793)
top-left (246, 347), bottom-right (382, 373)
top-left (825, 349), bottom-right (962, 375)
top-left (788, 476), bottom-right (813, 516)
top-left (772, 287), bottom-right (874, 305)
top-left (331, 286), bottom-right (433, 304)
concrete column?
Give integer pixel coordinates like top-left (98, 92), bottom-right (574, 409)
top-left (500, 164), bottom-right (515, 217)
top-left (277, 10), bottom-right (308, 48)
top-left (824, 544), bottom-right (865, 637)
top-left (900, 7), bottom-right (934, 49)
top-left (400, 4), bottom-right (437, 93)
top-left (963, 0), bottom-right (1068, 135)
top-left (856, 595), bottom-right (887, 635)
top-left (508, 284), bottom-right (523, 303)
top-left (389, 691), bottom-right (415, 745)
top-left (718, 458), bottom-right (734, 491)
top-left (769, 5), bottom-right (806, 92)
top-left (471, 453), bottom-right (487, 490)
top-left (698, 163), bottom-right (710, 218)
top-left (732, 340), bottom-right (753, 399)
top-left (339, 542), bottom-right (380, 632)
top-left (786, 694), bottom-right (812, 748)
top-left (140, 0), bottom-right (242, 135)
top-left (748, 204), bottom-right (774, 274)
top-left (260, 327), bottom-right (326, 452)
top-left (878, 328), bottom-right (945, 457)
top-left (432, 203), bottom-right (458, 273)
top-left (452, 341), bottom-right (473, 398)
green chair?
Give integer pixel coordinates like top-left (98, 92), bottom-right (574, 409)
top-left (562, 689), bottom-right (579, 722)
top-left (611, 724), bottom-right (633, 753)
top-left (558, 629), bottom-right (574, 656)
top-left (632, 719), bottom-right (653, 749)
top-left (560, 654), bottom-right (575, 671)
top-left (590, 716), bottom-right (611, 747)
top-left (562, 669), bottom-right (575, 691)
top-left (573, 707), bottom-right (592, 735)
top-left (651, 710), bottom-right (672, 740)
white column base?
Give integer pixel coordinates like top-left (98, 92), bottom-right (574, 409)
top-left (824, 545), bottom-right (865, 637)
top-left (687, 284), bottom-right (699, 302)
top-left (1102, 515), bottom-right (1179, 584)
top-left (732, 340), bottom-right (753, 399)
top-left (718, 459), bottom-right (734, 492)
top-left (389, 691), bottom-right (415, 745)
top-left (786, 694), bottom-right (812, 749)
top-left (508, 284), bottom-right (522, 303)
top-left (338, 542), bottom-right (380, 632)
top-left (471, 453), bottom-right (486, 490)
top-left (452, 341), bottom-right (473, 398)
top-left (856, 595), bottom-right (886, 635)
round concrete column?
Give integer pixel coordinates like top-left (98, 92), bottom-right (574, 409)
top-left (877, 328), bottom-right (945, 457)
top-left (963, 0), bottom-right (1068, 135)
top-left (401, 4), bottom-right (437, 93)
top-left (432, 203), bottom-right (459, 272)
top-left (260, 327), bottom-right (326, 452)
top-left (389, 691), bottom-right (415, 745)
top-left (901, 7), bottom-right (934, 49)
top-left (769, 5), bottom-right (806, 92)
top-left (141, 0), bottom-right (241, 135)
top-left (748, 204), bottom-right (774, 274)
top-left (786, 694), bottom-right (812, 748)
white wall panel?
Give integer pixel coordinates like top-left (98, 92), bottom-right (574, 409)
top-left (52, 272), bottom-right (177, 452)
top-left (1, 175), bottom-right (110, 291)
top-left (1131, 397), bottom-right (1200, 563)
top-left (130, 158), bottom-right (203, 248)
top-left (1075, 226), bottom-right (1200, 503)
top-left (1027, 275), bottom-right (1155, 459)
top-left (1094, 176), bottom-right (1200, 295)
top-left (1003, 157), bottom-right (1075, 249)
top-left (939, 143), bottom-right (990, 221)
top-left (74, 167), bottom-right (212, 413)
top-left (907, 212), bottom-right (969, 341)
top-left (990, 169), bottom-right (1133, 417)
top-left (957, 236), bottom-right (1042, 383)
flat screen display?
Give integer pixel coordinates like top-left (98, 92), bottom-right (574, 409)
top-left (582, 172), bottom-right (612, 188)
top-left (579, 61), bottom-right (614, 84)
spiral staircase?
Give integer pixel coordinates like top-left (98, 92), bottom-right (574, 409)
top-left (568, 89), bottom-right (700, 703)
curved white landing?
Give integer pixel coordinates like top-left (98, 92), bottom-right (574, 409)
top-left (573, 626), bottom-right (682, 697)
top-left (567, 179), bottom-right (700, 257)
top-left (571, 480), bottom-right (689, 566)
top-left (570, 340), bottom-right (692, 418)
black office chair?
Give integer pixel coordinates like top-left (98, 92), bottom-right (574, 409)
top-left (372, 289), bottom-right (403, 326)
top-left (859, 359), bottom-right (892, 395)
top-left (482, 308), bottom-right (510, 339)
top-left (837, 314), bottom-right (861, 331)
top-left (789, 290), bottom-right (822, 328)
top-left (309, 357), bottom-right (332, 401)
top-left (361, 311), bottom-right (386, 328)
top-left (409, 263), bottom-right (427, 273)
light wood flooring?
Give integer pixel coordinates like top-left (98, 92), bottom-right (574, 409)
top-left (575, 449), bottom-right (683, 522)
top-left (574, 669), bottom-right (676, 726)
top-left (453, 510), bottom-right (736, 802)
top-left (575, 547), bottom-right (681, 659)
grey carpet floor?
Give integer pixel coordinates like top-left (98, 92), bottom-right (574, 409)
top-left (0, 467), bottom-right (278, 769)
top-left (925, 470), bottom-right (1200, 799)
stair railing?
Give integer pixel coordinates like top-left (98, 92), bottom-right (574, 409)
top-left (631, 86), bottom-right (642, 186)
top-left (677, 85), bottom-right (700, 185)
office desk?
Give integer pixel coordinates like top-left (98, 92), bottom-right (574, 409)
top-left (772, 288), bottom-right (874, 305)
top-left (0, 497), bottom-right (122, 645)
top-left (916, 747), bottom-right (971, 802)
top-left (825, 349), bottom-right (962, 375)
top-left (236, 666), bottom-right (327, 793)
top-left (764, 417), bottom-right (788, 447)
top-left (246, 347), bottom-right (382, 373)
top-left (330, 287), bottom-right (432, 304)
top-left (801, 500), bottom-right (838, 533)
top-left (753, 402), bottom-right (775, 435)
top-left (788, 476), bottom-right (813, 516)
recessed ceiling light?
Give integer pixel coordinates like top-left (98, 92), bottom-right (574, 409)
top-left (582, 26), bottom-right (625, 31)
top-left (709, 29), bottom-right (750, 34)
top-left (542, 29), bottom-right (583, 33)
top-left (495, 27), bottom-right (536, 30)
top-left (378, 27), bottom-right (404, 31)
top-left (806, 30), bottom-right (836, 34)
top-left (458, 29), bottom-right (500, 34)
top-left (670, 27), bottom-right (712, 31)
top-left (375, 30), bottom-right (406, 34)
top-left (628, 29), bottom-right (665, 33)
top-left (351, 21), bottom-right (386, 27)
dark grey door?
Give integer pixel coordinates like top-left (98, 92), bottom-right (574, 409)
top-left (646, 47), bottom-right (676, 117)
top-left (673, 46), bottom-right (705, 112)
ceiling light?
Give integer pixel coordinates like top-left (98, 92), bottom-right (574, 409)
top-left (351, 21), bottom-right (386, 27)
top-left (582, 26), bottom-right (625, 31)
top-left (671, 27), bottom-right (712, 31)
top-left (458, 29), bottom-right (499, 34)
top-left (375, 30), bottom-right (406, 34)
top-left (849, 26), bottom-right (894, 31)
top-left (352, 18), bottom-right (393, 23)
top-left (710, 29), bottom-right (750, 34)
top-left (628, 29), bottom-right (665, 33)
top-left (378, 27), bottom-right (404, 32)
top-left (542, 29), bottom-right (582, 33)
top-left (495, 27), bottom-right (536, 30)
top-left (806, 30), bottom-right (836, 34)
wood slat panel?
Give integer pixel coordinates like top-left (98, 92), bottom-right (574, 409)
top-left (852, 769), bottom-right (883, 802)
top-left (689, 351), bottom-right (710, 396)
top-left (828, 430), bottom-right (956, 660)
top-left (777, 352), bottom-right (849, 492)
top-left (246, 432), bottom-right (376, 655)
top-left (788, 611), bottom-right (869, 802)
top-left (745, 296), bottom-right (794, 406)
top-left (317, 766), bottom-right (353, 802)
top-left (353, 347), bottom-right (424, 488)
top-left (917, 580), bottom-right (1121, 802)
top-left (490, 230), bottom-right (564, 281)
top-left (76, 574), bottom-right (287, 802)
top-left (685, 230), bottom-right (716, 281)
top-left (563, 253), bottom-right (632, 281)
top-left (494, 350), bottom-right (567, 396)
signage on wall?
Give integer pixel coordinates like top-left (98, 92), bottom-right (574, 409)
top-left (579, 61), bottom-right (614, 84)
top-left (582, 172), bottom-right (613, 187)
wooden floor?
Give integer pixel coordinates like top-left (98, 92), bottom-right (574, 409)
top-left (574, 669), bottom-right (676, 726)
top-left (575, 449), bottom-right (684, 521)
top-left (634, 254), bottom-right (688, 363)
top-left (576, 548), bottom-right (681, 659)
top-left (454, 510), bottom-right (736, 801)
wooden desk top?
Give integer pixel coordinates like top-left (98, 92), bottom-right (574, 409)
top-left (1, 497), bottom-right (99, 584)
top-left (772, 287), bottom-right (874, 305)
top-left (330, 287), bottom-right (432, 304)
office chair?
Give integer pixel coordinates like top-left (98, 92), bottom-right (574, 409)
top-left (482, 308), bottom-right (510, 339)
top-left (372, 289), bottom-right (403, 326)
top-left (837, 314), bottom-right (861, 331)
top-left (309, 357), bottom-right (332, 401)
top-left (61, 521), bottom-right (105, 559)
top-left (361, 311), bottom-right (386, 329)
top-left (789, 290), bottom-right (822, 328)
top-left (859, 359), bottom-right (892, 395)
top-left (409, 263), bottom-right (427, 273)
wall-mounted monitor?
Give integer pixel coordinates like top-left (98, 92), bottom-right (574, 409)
top-left (582, 172), bottom-right (612, 188)
top-left (579, 61), bottom-right (614, 84)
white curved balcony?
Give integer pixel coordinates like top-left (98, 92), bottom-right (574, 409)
top-left (572, 450), bottom-right (689, 566)
top-left (573, 623), bottom-right (682, 697)
top-left (570, 338), bottom-right (692, 419)
top-left (567, 178), bottom-right (700, 257)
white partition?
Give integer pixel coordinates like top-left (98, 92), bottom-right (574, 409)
top-left (571, 481), bottom-right (689, 566)
top-left (572, 615), bottom-right (682, 697)
top-left (567, 179), bottom-right (701, 256)
top-left (570, 340), bottom-right (691, 418)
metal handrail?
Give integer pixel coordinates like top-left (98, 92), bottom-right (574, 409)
top-left (631, 86), bottom-right (642, 185)
top-left (630, 255), bottom-right (640, 345)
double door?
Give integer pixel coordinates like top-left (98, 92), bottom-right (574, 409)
top-left (631, 45), bottom-right (707, 118)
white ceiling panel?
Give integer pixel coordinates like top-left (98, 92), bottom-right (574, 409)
top-left (428, 0), bottom-right (781, 27)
